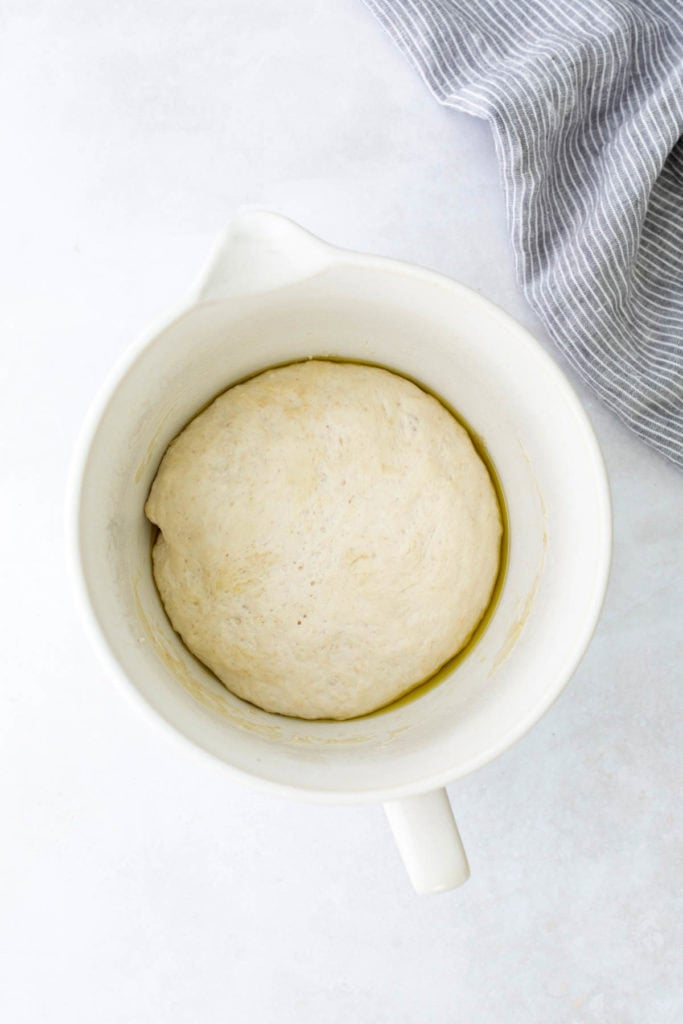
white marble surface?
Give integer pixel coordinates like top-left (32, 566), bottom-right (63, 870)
top-left (2, 2), bottom-right (682, 1021)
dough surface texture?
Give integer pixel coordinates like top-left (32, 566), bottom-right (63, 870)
top-left (145, 360), bottom-right (502, 719)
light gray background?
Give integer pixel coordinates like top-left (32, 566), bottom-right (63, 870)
top-left (2, 2), bottom-right (681, 1022)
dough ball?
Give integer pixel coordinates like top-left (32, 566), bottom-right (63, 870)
top-left (145, 360), bottom-right (502, 719)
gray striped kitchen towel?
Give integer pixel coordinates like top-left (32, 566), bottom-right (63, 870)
top-left (362, 0), bottom-right (683, 466)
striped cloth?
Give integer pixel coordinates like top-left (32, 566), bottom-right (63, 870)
top-left (362, 0), bottom-right (683, 466)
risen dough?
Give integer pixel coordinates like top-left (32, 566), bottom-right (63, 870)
top-left (145, 360), bottom-right (502, 720)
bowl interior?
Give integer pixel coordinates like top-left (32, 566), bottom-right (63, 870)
top-left (76, 260), bottom-right (610, 799)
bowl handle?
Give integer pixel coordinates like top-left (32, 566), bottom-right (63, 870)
top-left (383, 789), bottom-right (470, 895)
top-left (193, 209), bottom-right (333, 303)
